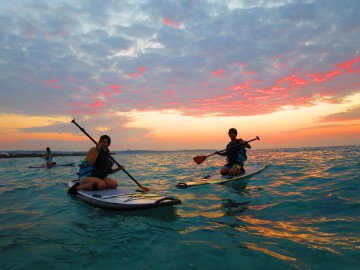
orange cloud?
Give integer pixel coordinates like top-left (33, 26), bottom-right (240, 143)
top-left (318, 105), bottom-right (360, 122)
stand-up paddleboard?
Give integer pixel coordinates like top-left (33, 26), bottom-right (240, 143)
top-left (29, 162), bottom-right (75, 168)
top-left (176, 164), bottom-right (267, 189)
top-left (67, 181), bottom-right (181, 211)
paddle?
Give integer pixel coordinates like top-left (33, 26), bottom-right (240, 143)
top-left (193, 136), bottom-right (260, 165)
top-left (71, 119), bottom-right (150, 192)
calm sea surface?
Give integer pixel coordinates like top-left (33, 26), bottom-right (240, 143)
top-left (1, 146), bottom-right (359, 270)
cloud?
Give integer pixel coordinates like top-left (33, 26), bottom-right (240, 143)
top-left (318, 105), bottom-right (360, 122)
top-left (0, 0), bottom-right (359, 120)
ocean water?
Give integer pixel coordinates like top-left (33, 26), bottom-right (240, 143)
top-left (0, 146), bottom-right (359, 270)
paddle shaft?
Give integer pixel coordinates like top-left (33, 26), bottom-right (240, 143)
top-left (193, 136), bottom-right (260, 164)
top-left (212, 136), bottom-right (260, 156)
top-left (71, 119), bottom-right (149, 191)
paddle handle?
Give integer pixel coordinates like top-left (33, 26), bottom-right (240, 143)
top-left (244, 136), bottom-right (260, 144)
top-left (71, 119), bottom-right (150, 192)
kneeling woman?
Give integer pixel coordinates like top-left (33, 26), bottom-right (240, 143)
top-left (68, 135), bottom-right (124, 194)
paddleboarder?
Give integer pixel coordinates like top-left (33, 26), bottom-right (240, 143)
top-left (215, 128), bottom-right (251, 176)
top-left (44, 147), bottom-right (56, 168)
top-left (68, 135), bottom-right (124, 194)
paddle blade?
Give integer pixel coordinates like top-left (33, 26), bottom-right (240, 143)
top-left (193, 156), bottom-right (207, 164)
top-left (140, 185), bottom-right (151, 192)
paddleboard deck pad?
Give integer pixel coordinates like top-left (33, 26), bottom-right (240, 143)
top-left (67, 181), bottom-right (181, 211)
top-left (29, 162), bottom-right (75, 168)
top-left (176, 164), bottom-right (267, 189)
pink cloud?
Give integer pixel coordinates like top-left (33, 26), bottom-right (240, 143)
top-left (70, 102), bottom-right (86, 115)
top-left (165, 90), bottom-right (176, 98)
top-left (70, 97), bottom-right (106, 115)
top-left (275, 74), bottom-right (308, 90)
top-left (90, 100), bottom-right (103, 108)
top-left (163, 17), bottom-right (180, 28)
top-left (45, 77), bottom-right (61, 89)
top-left (255, 89), bottom-right (275, 95)
top-left (213, 69), bottom-right (224, 76)
top-left (308, 70), bottom-right (341, 83)
top-left (339, 55), bottom-right (360, 73)
top-left (129, 67), bottom-right (146, 78)
top-left (162, 101), bottom-right (182, 107)
top-left (108, 84), bottom-right (121, 94)
top-left (88, 100), bottom-right (103, 114)
top-left (232, 81), bottom-right (250, 91)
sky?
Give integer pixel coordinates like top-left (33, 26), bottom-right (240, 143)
top-left (0, 0), bottom-right (359, 151)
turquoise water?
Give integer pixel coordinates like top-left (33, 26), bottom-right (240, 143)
top-left (1, 146), bottom-right (359, 269)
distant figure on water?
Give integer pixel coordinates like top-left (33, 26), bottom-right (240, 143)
top-left (44, 147), bottom-right (56, 168)
top-left (68, 135), bottom-right (124, 194)
top-left (215, 128), bottom-right (251, 176)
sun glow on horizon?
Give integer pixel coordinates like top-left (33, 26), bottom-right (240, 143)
top-left (118, 92), bottom-right (360, 149)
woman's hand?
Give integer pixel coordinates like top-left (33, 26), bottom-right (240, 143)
top-left (114, 165), bottom-right (124, 172)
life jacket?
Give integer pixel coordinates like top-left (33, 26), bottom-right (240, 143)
top-left (226, 140), bottom-right (247, 165)
top-left (78, 160), bottom-right (93, 179)
top-left (45, 152), bottom-right (52, 162)
top-left (90, 149), bottom-right (113, 180)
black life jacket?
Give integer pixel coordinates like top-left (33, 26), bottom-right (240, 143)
top-left (226, 140), bottom-right (247, 165)
top-left (90, 149), bottom-right (113, 179)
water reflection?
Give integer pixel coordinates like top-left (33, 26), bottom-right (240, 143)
top-left (221, 199), bottom-right (250, 216)
top-left (237, 215), bottom-right (358, 254)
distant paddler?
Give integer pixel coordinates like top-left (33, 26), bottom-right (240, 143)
top-left (44, 147), bottom-right (56, 168)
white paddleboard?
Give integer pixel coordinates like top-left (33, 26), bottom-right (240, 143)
top-left (176, 164), bottom-right (267, 188)
top-left (67, 181), bottom-right (181, 211)
top-left (29, 162), bottom-right (75, 168)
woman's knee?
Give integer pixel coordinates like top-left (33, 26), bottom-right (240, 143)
top-left (105, 178), bottom-right (118, 189)
top-left (83, 177), bottom-right (107, 190)
top-left (96, 181), bottom-right (107, 190)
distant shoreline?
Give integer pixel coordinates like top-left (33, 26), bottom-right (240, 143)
top-left (0, 149), bottom-right (211, 159)
top-left (0, 152), bottom-right (88, 159)
top-left (1, 145), bottom-right (358, 159)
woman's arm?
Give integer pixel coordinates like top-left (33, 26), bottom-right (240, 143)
top-left (110, 164), bottom-right (124, 174)
top-left (86, 147), bottom-right (99, 165)
top-left (238, 139), bottom-right (251, 149)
